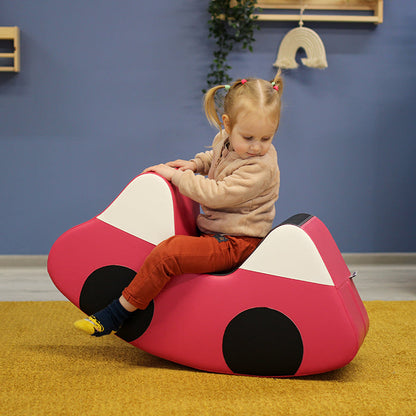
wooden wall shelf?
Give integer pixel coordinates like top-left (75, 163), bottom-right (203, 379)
top-left (233, 1), bottom-right (383, 24)
top-left (0, 26), bottom-right (20, 72)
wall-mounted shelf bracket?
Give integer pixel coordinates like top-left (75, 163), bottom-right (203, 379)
top-left (0, 26), bottom-right (20, 72)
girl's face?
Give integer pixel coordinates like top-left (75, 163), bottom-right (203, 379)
top-left (222, 109), bottom-right (278, 159)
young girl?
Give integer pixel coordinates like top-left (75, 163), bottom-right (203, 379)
top-left (74, 72), bottom-right (284, 337)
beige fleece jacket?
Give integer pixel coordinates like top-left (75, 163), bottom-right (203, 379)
top-left (171, 132), bottom-right (280, 237)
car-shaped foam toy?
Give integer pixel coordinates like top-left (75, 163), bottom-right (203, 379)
top-left (48, 173), bottom-right (369, 377)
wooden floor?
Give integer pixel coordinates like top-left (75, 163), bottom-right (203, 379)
top-left (0, 255), bottom-right (415, 301)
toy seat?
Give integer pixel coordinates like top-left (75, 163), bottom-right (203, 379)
top-left (48, 173), bottom-right (369, 377)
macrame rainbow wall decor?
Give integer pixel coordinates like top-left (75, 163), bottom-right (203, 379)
top-left (273, 26), bottom-right (328, 70)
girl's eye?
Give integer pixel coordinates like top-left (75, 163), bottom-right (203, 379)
top-left (244, 136), bottom-right (253, 140)
top-left (262, 137), bottom-right (271, 142)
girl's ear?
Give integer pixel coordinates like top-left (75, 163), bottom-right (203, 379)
top-left (222, 114), bottom-right (231, 134)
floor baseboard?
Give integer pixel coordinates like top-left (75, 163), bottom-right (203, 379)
top-left (0, 253), bottom-right (415, 268)
top-left (0, 255), bottom-right (48, 268)
top-left (342, 253), bottom-right (416, 265)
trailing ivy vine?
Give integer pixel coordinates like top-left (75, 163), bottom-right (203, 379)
top-left (206, 0), bottom-right (259, 90)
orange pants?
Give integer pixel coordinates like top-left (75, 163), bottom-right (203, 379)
top-left (122, 234), bottom-right (261, 310)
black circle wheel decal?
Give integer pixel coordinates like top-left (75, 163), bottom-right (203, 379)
top-left (79, 265), bottom-right (154, 342)
top-left (222, 307), bottom-right (303, 376)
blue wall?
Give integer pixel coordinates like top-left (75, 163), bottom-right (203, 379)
top-left (1, 1), bottom-right (415, 254)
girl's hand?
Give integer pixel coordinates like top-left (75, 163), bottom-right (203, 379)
top-left (142, 164), bottom-right (177, 181)
top-left (165, 159), bottom-right (197, 172)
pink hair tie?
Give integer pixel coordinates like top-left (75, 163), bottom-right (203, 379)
top-left (241, 79), bottom-right (247, 85)
top-left (271, 81), bottom-right (279, 92)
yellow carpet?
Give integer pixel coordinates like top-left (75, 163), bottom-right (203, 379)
top-left (1, 301), bottom-right (415, 416)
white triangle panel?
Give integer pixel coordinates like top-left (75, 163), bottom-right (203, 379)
top-left (241, 224), bottom-right (334, 286)
top-left (97, 174), bottom-right (175, 246)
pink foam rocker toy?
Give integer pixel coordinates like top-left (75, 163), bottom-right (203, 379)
top-left (48, 173), bottom-right (369, 377)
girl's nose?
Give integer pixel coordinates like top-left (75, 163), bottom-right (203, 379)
top-left (250, 142), bottom-right (260, 152)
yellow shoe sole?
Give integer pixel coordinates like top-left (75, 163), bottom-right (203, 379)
top-left (74, 317), bottom-right (101, 335)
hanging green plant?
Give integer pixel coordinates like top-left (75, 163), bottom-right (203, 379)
top-left (206, 0), bottom-right (260, 90)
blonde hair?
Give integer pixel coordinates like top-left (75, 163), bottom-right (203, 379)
top-left (204, 70), bottom-right (284, 133)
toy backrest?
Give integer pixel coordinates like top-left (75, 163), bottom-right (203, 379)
top-left (97, 173), bottom-right (199, 244)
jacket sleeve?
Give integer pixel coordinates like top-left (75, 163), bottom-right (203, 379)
top-left (191, 150), bottom-right (213, 175)
top-left (171, 161), bottom-right (276, 209)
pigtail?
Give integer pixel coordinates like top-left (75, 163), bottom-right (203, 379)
top-left (271, 69), bottom-right (284, 96)
top-left (204, 85), bottom-right (227, 131)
